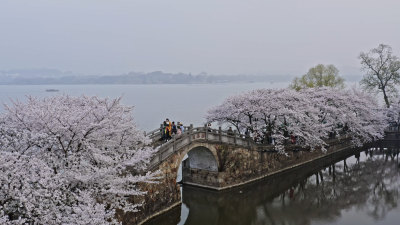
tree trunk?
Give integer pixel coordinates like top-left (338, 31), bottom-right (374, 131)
top-left (382, 88), bottom-right (390, 108)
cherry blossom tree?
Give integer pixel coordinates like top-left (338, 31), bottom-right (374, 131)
top-left (302, 87), bottom-right (387, 146)
top-left (0, 95), bottom-right (158, 224)
top-left (206, 88), bottom-right (387, 153)
top-left (207, 88), bottom-right (328, 152)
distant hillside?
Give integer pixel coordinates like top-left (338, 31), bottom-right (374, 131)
top-left (0, 69), bottom-right (296, 85)
top-left (0, 69), bottom-right (361, 85)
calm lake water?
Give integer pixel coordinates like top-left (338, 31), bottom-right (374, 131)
top-left (0, 82), bottom-right (288, 131)
top-left (147, 146), bottom-right (400, 225)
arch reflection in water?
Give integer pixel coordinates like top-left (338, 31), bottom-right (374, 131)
top-left (145, 145), bottom-right (400, 225)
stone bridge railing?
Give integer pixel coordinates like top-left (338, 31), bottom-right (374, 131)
top-left (146, 126), bottom-right (254, 170)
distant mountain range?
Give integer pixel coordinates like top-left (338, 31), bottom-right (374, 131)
top-left (0, 69), bottom-right (362, 85)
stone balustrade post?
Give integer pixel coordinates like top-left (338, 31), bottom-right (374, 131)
top-left (189, 125), bottom-right (192, 142)
top-left (219, 127), bottom-right (222, 142)
top-left (205, 124), bottom-right (208, 140)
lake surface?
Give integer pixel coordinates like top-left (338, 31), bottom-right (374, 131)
top-left (0, 81), bottom-right (364, 131)
top-left (0, 82), bottom-right (289, 131)
top-left (146, 146), bottom-right (400, 225)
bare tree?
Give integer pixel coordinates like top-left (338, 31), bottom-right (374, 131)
top-left (359, 44), bottom-right (400, 108)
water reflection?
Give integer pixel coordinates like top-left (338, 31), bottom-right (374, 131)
top-left (146, 145), bottom-right (400, 225)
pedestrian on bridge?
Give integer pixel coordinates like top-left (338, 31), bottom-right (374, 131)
top-left (172, 121), bottom-right (177, 135)
top-left (227, 127), bottom-right (234, 135)
top-left (179, 122), bottom-right (185, 133)
top-left (161, 118), bottom-right (169, 141)
top-left (164, 119), bottom-right (172, 141)
top-left (207, 123), bottom-right (212, 132)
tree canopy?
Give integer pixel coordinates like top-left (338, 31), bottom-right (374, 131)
top-left (0, 95), bottom-right (158, 224)
top-left (359, 44), bottom-right (400, 108)
top-left (290, 64), bottom-right (345, 91)
top-left (206, 88), bottom-right (387, 153)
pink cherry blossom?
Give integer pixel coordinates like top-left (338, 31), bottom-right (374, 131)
top-left (0, 95), bottom-right (158, 224)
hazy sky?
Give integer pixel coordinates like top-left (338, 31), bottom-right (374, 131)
top-left (1, 0), bottom-right (399, 76)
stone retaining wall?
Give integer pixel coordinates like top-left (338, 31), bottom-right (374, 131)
top-left (181, 137), bottom-right (352, 189)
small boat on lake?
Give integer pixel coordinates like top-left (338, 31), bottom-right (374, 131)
top-left (45, 89), bottom-right (59, 92)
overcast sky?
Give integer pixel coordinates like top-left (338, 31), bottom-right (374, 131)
top-left (0, 0), bottom-right (399, 76)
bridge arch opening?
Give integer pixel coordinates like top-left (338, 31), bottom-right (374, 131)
top-left (176, 145), bottom-right (218, 184)
top-left (185, 146), bottom-right (218, 171)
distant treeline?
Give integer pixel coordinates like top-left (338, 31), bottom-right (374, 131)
top-left (0, 69), bottom-right (361, 85)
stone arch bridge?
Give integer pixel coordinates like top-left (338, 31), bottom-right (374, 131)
top-left (126, 125), bottom-right (358, 225)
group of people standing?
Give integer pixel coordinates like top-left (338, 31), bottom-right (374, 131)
top-left (161, 118), bottom-right (185, 141)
